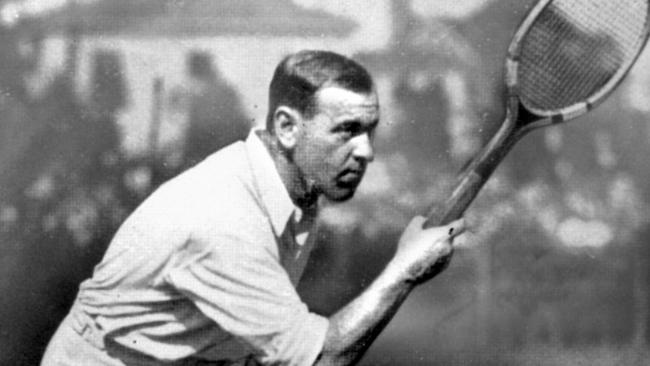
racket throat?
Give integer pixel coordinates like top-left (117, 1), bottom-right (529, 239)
top-left (514, 102), bottom-right (542, 128)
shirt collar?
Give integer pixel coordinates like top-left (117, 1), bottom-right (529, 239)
top-left (245, 129), bottom-right (297, 235)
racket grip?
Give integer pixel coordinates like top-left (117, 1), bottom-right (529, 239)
top-left (424, 169), bottom-right (487, 228)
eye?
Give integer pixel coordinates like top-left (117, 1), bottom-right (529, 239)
top-left (333, 122), bottom-right (362, 139)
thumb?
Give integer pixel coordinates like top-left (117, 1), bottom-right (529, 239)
top-left (444, 218), bottom-right (466, 238)
top-left (409, 215), bottom-right (427, 229)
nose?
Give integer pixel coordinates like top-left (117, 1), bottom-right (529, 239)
top-left (352, 133), bottom-right (374, 163)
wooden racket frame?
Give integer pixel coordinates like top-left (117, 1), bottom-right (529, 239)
top-left (424, 0), bottom-right (650, 228)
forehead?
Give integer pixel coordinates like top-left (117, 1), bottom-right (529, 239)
top-left (313, 87), bottom-right (379, 119)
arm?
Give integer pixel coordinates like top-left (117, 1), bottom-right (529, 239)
top-left (314, 216), bottom-right (466, 366)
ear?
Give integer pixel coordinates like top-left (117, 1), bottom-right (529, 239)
top-left (272, 106), bottom-right (302, 150)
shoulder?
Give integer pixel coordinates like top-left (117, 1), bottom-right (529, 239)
top-left (154, 141), bottom-right (270, 233)
top-left (167, 142), bottom-right (245, 194)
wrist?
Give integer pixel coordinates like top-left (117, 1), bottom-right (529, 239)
top-left (381, 260), bottom-right (420, 290)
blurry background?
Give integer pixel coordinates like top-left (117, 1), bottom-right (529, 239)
top-left (1, 0), bottom-right (650, 365)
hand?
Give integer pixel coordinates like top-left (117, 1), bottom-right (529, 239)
top-left (389, 216), bottom-right (466, 285)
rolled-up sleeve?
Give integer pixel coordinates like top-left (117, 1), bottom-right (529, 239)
top-left (165, 231), bottom-right (328, 366)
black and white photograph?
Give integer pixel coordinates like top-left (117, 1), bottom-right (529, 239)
top-left (1, 1), bottom-right (650, 365)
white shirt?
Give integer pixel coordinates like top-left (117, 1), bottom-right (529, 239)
top-left (74, 130), bottom-right (328, 365)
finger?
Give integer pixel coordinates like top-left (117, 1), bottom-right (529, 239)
top-left (451, 233), bottom-right (467, 249)
top-left (451, 231), bottom-right (478, 249)
top-left (446, 218), bottom-right (466, 238)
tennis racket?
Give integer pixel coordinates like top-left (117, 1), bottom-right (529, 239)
top-left (424, 0), bottom-right (650, 228)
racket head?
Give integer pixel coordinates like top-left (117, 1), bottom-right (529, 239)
top-left (505, 0), bottom-right (650, 128)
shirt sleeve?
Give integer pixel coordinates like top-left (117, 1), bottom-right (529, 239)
top-left (165, 229), bottom-right (329, 366)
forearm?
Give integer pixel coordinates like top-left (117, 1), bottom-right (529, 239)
top-left (314, 263), bottom-right (415, 366)
top-left (312, 216), bottom-right (464, 366)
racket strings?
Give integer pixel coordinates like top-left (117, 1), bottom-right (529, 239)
top-left (517, 0), bottom-right (648, 112)
top-left (526, 10), bottom-right (609, 107)
top-left (548, 10), bottom-right (619, 105)
top-left (554, 2), bottom-right (639, 99)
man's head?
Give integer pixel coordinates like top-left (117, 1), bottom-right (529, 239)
top-left (266, 50), bottom-right (379, 204)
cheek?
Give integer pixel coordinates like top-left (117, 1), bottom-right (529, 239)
top-left (298, 134), bottom-right (350, 176)
top-left (327, 149), bottom-right (349, 168)
top-left (318, 143), bottom-right (348, 168)
top-left (297, 142), bottom-right (329, 174)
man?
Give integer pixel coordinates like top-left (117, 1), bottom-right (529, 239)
top-left (41, 50), bottom-right (465, 366)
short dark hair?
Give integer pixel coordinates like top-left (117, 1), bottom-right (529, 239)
top-left (266, 50), bottom-right (374, 131)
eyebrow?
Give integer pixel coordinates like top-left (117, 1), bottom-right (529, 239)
top-left (337, 118), bottom-right (378, 127)
top-left (332, 119), bottom-right (379, 137)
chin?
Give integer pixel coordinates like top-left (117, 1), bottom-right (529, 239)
top-left (324, 187), bottom-right (357, 202)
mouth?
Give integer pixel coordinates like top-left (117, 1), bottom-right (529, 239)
top-left (337, 168), bottom-right (365, 187)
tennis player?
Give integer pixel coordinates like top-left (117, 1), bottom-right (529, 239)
top-left (41, 50), bottom-right (465, 366)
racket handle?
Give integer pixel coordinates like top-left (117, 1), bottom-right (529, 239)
top-left (423, 117), bottom-right (521, 228)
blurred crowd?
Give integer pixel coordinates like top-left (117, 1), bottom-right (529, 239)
top-left (0, 23), bottom-right (250, 364)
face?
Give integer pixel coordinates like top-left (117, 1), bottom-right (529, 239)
top-left (292, 86), bottom-right (379, 202)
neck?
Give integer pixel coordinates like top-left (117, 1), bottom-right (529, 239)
top-left (257, 130), bottom-right (319, 209)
